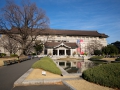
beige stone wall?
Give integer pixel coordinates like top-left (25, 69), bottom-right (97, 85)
top-left (37, 35), bottom-right (107, 45)
top-left (37, 35), bottom-right (107, 54)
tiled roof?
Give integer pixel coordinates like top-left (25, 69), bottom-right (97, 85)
top-left (39, 29), bottom-right (108, 38)
top-left (0, 27), bottom-right (108, 38)
top-left (44, 42), bottom-right (78, 48)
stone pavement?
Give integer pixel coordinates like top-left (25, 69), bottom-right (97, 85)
top-left (0, 58), bottom-right (71, 90)
top-left (13, 60), bottom-right (82, 90)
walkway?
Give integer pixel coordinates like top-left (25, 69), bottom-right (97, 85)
top-left (0, 58), bottom-right (70, 90)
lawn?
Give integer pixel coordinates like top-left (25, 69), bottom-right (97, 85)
top-left (32, 57), bottom-right (62, 75)
top-left (89, 56), bottom-right (116, 65)
top-left (57, 57), bottom-right (80, 61)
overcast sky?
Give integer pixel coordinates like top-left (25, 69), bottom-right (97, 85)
top-left (0, 0), bottom-right (120, 44)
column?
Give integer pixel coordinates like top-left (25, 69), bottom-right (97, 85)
top-left (51, 49), bottom-right (53, 56)
top-left (65, 49), bottom-right (66, 56)
top-left (57, 62), bottom-right (59, 65)
top-left (71, 49), bottom-right (73, 56)
top-left (65, 61), bottom-right (66, 67)
top-left (47, 49), bottom-right (48, 55)
top-left (71, 62), bottom-right (72, 67)
top-left (43, 46), bottom-right (45, 55)
top-left (57, 49), bottom-right (59, 56)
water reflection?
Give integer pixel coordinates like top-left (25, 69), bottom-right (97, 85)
top-left (55, 59), bottom-right (94, 73)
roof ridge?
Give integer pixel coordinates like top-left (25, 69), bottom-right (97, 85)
top-left (50, 28), bottom-right (97, 32)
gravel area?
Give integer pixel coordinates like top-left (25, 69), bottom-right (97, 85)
top-left (100, 58), bottom-right (116, 61)
top-left (26, 69), bottom-right (78, 80)
top-left (66, 79), bottom-right (114, 90)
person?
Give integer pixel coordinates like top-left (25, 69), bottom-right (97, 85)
top-left (28, 54), bottom-right (32, 60)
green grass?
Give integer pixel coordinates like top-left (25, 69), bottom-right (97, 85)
top-left (82, 63), bottom-right (120, 89)
top-left (89, 56), bottom-right (104, 60)
top-left (32, 57), bottom-right (62, 75)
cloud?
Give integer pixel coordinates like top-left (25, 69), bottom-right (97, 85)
top-left (50, 9), bottom-right (120, 44)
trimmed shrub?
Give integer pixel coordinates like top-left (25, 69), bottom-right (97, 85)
top-left (82, 63), bottom-right (120, 89)
top-left (10, 54), bottom-right (18, 57)
top-left (115, 58), bottom-right (120, 61)
top-left (32, 57), bottom-right (62, 75)
top-left (0, 53), bottom-right (6, 57)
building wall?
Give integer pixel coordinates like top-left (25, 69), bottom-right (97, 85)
top-left (37, 35), bottom-right (107, 46)
top-left (37, 35), bottom-right (107, 55)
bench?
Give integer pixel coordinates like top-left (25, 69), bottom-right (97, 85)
top-left (3, 60), bottom-right (11, 66)
top-left (4, 60), bottom-right (17, 66)
top-left (3, 57), bottom-right (30, 66)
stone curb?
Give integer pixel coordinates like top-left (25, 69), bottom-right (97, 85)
top-left (15, 76), bottom-right (81, 86)
top-left (22, 79), bottom-right (62, 86)
top-left (62, 81), bottom-right (76, 90)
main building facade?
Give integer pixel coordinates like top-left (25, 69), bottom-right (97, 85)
top-left (0, 29), bottom-right (108, 56)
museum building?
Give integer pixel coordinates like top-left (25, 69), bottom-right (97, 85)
top-left (0, 28), bottom-right (108, 56)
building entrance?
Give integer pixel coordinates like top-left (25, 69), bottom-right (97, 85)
top-left (59, 50), bottom-right (64, 55)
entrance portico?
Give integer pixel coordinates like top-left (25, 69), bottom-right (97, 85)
top-left (44, 42), bottom-right (77, 56)
top-left (53, 49), bottom-right (71, 56)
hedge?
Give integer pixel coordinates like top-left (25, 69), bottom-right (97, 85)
top-left (82, 63), bottom-right (120, 89)
top-left (0, 53), bottom-right (6, 57)
top-left (32, 57), bottom-right (62, 75)
top-left (10, 54), bottom-right (18, 57)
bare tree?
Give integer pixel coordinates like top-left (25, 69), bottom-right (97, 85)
top-left (0, 35), bottom-right (20, 55)
top-left (0, 0), bottom-right (49, 55)
top-left (87, 40), bottom-right (103, 54)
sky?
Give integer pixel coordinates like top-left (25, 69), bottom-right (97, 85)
top-left (0, 0), bottom-right (120, 44)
